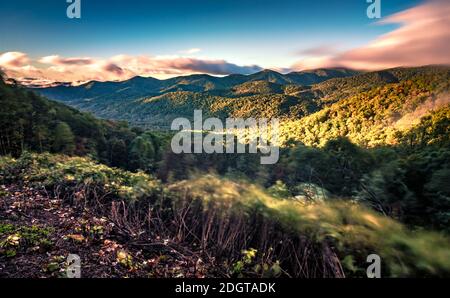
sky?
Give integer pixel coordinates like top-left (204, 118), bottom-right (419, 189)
top-left (0, 0), bottom-right (449, 85)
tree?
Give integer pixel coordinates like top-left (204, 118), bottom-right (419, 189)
top-left (107, 138), bottom-right (128, 168)
top-left (129, 136), bottom-right (155, 171)
top-left (52, 122), bottom-right (76, 154)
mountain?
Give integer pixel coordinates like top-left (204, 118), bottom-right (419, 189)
top-left (35, 76), bottom-right (162, 102)
top-left (30, 68), bottom-right (359, 128)
top-left (33, 68), bottom-right (359, 103)
top-left (286, 68), bottom-right (360, 85)
top-left (243, 68), bottom-right (360, 85)
top-left (245, 69), bottom-right (294, 84)
top-left (231, 80), bottom-right (283, 96)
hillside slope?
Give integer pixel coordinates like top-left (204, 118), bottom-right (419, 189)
top-left (279, 66), bottom-right (450, 146)
top-left (0, 75), bottom-right (171, 171)
top-left (1, 154), bottom-right (450, 278)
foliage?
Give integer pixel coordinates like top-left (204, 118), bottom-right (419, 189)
top-left (0, 152), bottom-right (161, 202)
top-left (278, 68), bottom-right (450, 147)
top-left (168, 175), bottom-right (450, 277)
top-left (0, 224), bottom-right (53, 257)
top-left (52, 122), bottom-right (76, 154)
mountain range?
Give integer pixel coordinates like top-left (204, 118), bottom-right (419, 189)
top-left (34, 68), bottom-right (358, 100)
top-left (32, 66), bottom-right (450, 137)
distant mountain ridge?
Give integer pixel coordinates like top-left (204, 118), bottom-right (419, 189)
top-left (33, 68), bottom-right (360, 102)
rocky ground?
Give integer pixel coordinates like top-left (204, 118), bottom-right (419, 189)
top-left (0, 184), bottom-right (214, 278)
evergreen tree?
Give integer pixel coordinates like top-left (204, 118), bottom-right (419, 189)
top-left (129, 136), bottom-right (155, 171)
top-left (52, 122), bottom-right (76, 154)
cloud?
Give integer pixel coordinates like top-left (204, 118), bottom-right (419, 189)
top-left (4, 0), bottom-right (447, 85)
top-left (179, 48), bottom-right (202, 55)
top-left (291, 56), bottom-right (337, 70)
top-left (102, 62), bottom-right (125, 76)
top-left (108, 54), bottom-right (262, 75)
top-left (39, 55), bottom-right (94, 66)
top-left (0, 52), bottom-right (30, 68)
top-left (152, 57), bottom-right (262, 75)
top-left (292, 0), bottom-right (450, 70)
top-left (296, 44), bottom-right (340, 57)
top-left (395, 92), bottom-right (450, 129)
top-left (0, 51), bottom-right (262, 85)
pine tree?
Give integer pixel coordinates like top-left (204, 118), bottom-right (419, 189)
top-left (53, 122), bottom-right (76, 154)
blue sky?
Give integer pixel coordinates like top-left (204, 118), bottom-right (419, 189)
top-left (2, 0), bottom-right (448, 83)
top-left (0, 0), bottom-right (421, 64)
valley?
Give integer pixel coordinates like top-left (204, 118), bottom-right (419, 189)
top-left (33, 68), bottom-right (360, 129)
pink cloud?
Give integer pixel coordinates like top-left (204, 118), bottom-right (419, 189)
top-left (151, 57), bottom-right (261, 75)
top-left (292, 0), bottom-right (450, 70)
top-left (0, 52), bottom-right (30, 68)
top-left (108, 54), bottom-right (261, 75)
top-left (296, 44), bottom-right (340, 57)
top-left (39, 55), bottom-right (94, 66)
top-left (102, 63), bottom-right (125, 76)
top-left (1, 52), bottom-right (262, 85)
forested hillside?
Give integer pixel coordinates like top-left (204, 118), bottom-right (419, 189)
top-left (0, 75), bottom-right (170, 171)
top-left (32, 68), bottom-right (357, 128)
top-left (279, 66), bottom-right (450, 146)
top-left (33, 66), bottom-right (449, 133)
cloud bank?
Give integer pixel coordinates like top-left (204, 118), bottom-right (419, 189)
top-left (0, 52), bottom-right (262, 86)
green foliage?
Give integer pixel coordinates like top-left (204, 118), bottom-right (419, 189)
top-left (0, 77), bottom-right (175, 172)
top-left (0, 224), bottom-right (53, 257)
top-left (128, 131), bottom-right (169, 172)
top-left (32, 66), bottom-right (449, 134)
top-left (52, 122), bottom-right (76, 154)
top-left (116, 250), bottom-right (134, 269)
top-left (267, 181), bottom-right (291, 199)
top-left (231, 248), bottom-right (281, 277)
top-left (170, 175), bottom-right (450, 277)
top-left (356, 147), bottom-right (450, 231)
top-left (279, 69), bottom-right (450, 147)
top-left (0, 78), bottom-right (135, 163)
top-left (0, 153), bottom-right (161, 202)
top-left (1, 150), bottom-right (450, 277)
